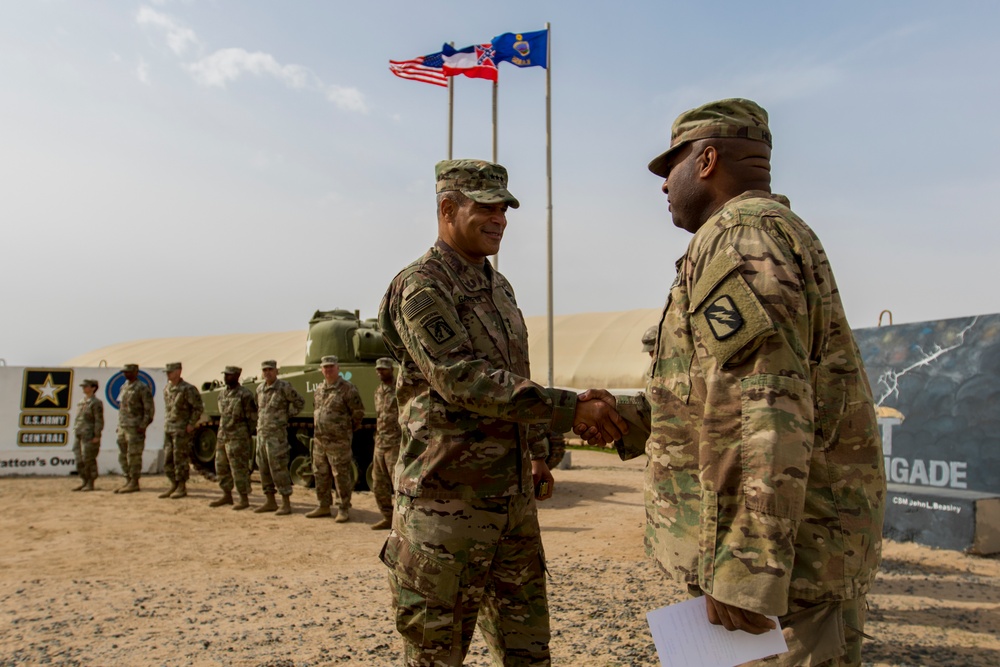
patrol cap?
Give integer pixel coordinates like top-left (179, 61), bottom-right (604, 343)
top-left (79, 379), bottom-right (99, 388)
top-left (320, 355), bottom-right (339, 366)
top-left (261, 360), bottom-right (277, 370)
top-left (165, 362), bottom-right (182, 372)
top-left (648, 98), bottom-right (771, 178)
top-left (122, 363), bottom-right (139, 372)
top-left (222, 366), bottom-right (242, 375)
top-left (375, 357), bottom-right (393, 370)
top-left (641, 325), bottom-right (658, 353)
top-left (435, 159), bottom-right (520, 209)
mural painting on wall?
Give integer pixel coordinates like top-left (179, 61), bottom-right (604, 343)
top-left (854, 313), bottom-right (1000, 495)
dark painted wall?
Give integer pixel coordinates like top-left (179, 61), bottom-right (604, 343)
top-left (854, 313), bottom-right (1000, 494)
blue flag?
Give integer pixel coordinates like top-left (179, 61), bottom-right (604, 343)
top-left (491, 30), bottom-right (548, 69)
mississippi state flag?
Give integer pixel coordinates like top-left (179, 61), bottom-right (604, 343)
top-left (440, 43), bottom-right (498, 81)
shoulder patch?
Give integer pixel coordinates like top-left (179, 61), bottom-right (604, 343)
top-left (401, 287), bottom-right (468, 357)
top-left (704, 295), bottom-right (744, 340)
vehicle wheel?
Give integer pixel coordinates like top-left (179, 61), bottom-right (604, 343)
top-left (290, 454), bottom-right (314, 488)
top-left (349, 459), bottom-right (359, 489)
top-left (193, 428), bottom-right (218, 464)
top-left (365, 462), bottom-right (375, 490)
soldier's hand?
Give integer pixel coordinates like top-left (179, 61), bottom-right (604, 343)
top-left (186, 425), bottom-right (196, 434)
top-left (91, 437), bottom-right (100, 444)
top-left (572, 389), bottom-right (627, 445)
top-left (704, 594), bottom-right (776, 635)
top-left (531, 458), bottom-right (554, 501)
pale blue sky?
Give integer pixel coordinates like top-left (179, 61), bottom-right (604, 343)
top-left (2, 1), bottom-right (998, 364)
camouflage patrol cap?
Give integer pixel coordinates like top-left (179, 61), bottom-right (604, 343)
top-left (648, 98), bottom-right (771, 178)
top-left (375, 357), bottom-right (393, 370)
top-left (641, 325), bottom-right (658, 353)
top-left (320, 355), bottom-right (339, 366)
top-left (79, 379), bottom-right (99, 388)
top-left (122, 363), bottom-right (139, 372)
top-left (435, 159), bottom-right (520, 209)
top-left (261, 360), bottom-right (277, 370)
top-left (165, 362), bottom-right (182, 372)
top-left (222, 366), bottom-right (242, 375)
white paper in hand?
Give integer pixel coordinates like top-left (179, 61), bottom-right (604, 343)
top-left (646, 597), bottom-right (788, 667)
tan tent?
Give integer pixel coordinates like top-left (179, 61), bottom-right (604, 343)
top-left (64, 309), bottom-right (662, 391)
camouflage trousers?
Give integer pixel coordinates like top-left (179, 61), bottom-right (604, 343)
top-left (216, 432), bottom-right (254, 495)
top-left (380, 492), bottom-right (550, 667)
top-left (73, 433), bottom-right (100, 482)
top-left (312, 436), bottom-right (352, 510)
top-left (163, 430), bottom-right (193, 483)
top-left (371, 445), bottom-right (399, 519)
top-left (257, 429), bottom-right (293, 497)
top-left (116, 426), bottom-right (146, 480)
top-left (734, 596), bottom-right (867, 667)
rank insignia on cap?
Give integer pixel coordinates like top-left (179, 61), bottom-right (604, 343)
top-left (424, 316), bottom-right (456, 344)
top-left (704, 295), bottom-right (744, 340)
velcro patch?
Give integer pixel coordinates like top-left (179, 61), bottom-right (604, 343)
top-left (704, 295), bottom-right (744, 340)
top-left (401, 287), bottom-right (468, 357)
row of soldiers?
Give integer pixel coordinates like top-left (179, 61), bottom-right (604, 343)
top-left (70, 357), bottom-right (402, 529)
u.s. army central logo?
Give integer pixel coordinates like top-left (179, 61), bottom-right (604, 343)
top-left (704, 295), bottom-right (744, 340)
top-left (22, 369), bottom-right (73, 410)
top-left (424, 316), bottom-right (456, 344)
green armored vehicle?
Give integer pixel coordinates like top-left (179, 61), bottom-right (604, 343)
top-left (193, 309), bottom-right (389, 489)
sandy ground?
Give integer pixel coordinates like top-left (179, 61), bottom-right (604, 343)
top-left (0, 449), bottom-right (998, 667)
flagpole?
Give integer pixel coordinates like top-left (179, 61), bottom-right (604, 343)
top-left (491, 77), bottom-right (499, 270)
top-left (448, 43), bottom-right (455, 159)
top-left (545, 22), bottom-right (554, 389)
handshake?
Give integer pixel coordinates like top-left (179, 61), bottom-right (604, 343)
top-left (571, 389), bottom-right (628, 445)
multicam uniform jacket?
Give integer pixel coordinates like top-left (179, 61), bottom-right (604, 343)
top-left (379, 240), bottom-right (577, 499)
top-left (255, 380), bottom-right (304, 435)
top-left (118, 380), bottom-right (154, 430)
top-left (616, 191), bottom-right (886, 617)
top-left (374, 381), bottom-right (401, 451)
top-left (163, 380), bottom-right (204, 434)
top-left (313, 378), bottom-right (364, 443)
top-left (217, 384), bottom-right (258, 440)
top-left (74, 395), bottom-right (104, 439)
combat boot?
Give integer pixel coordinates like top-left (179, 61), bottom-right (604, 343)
top-left (119, 477), bottom-right (140, 494)
top-left (170, 481), bottom-right (188, 499)
top-left (371, 516), bottom-right (392, 530)
top-left (71, 480), bottom-right (86, 492)
top-left (335, 507), bottom-right (350, 523)
top-left (232, 493), bottom-right (250, 511)
top-left (305, 505), bottom-right (332, 519)
top-left (254, 493), bottom-right (278, 513)
top-left (82, 479), bottom-right (96, 492)
top-left (275, 494), bottom-right (293, 516)
top-left (158, 481), bottom-right (178, 499)
top-left (209, 490), bottom-right (233, 507)
top-left (114, 477), bottom-right (131, 494)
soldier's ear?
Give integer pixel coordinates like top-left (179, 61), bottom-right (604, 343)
top-left (439, 196), bottom-right (456, 223)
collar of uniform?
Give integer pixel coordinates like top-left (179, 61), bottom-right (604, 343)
top-left (433, 239), bottom-right (492, 292)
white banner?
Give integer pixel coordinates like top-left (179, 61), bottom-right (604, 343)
top-left (0, 366), bottom-right (167, 476)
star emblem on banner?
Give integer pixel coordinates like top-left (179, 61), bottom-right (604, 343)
top-left (30, 373), bottom-right (67, 406)
top-left (476, 44), bottom-right (496, 67)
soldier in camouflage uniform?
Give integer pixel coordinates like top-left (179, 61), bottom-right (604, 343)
top-left (210, 365), bottom-right (258, 510)
top-left (306, 355), bottom-right (365, 522)
top-left (71, 379), bottom-right (104, 491)
top-left (254, 360), bottom-right (305, 516)
top-left (586, 99), bottom-right (886, 667)
top-left (114, 363), bottom-right (155, 494)
top-left (370, 357), bottom-right (400, 530)
top-left (159, 362), bottom-right (204, 499)
top-left (640, 325), bottom-right (657, 358)
top-left (378, 159), bottom-right (627, 667)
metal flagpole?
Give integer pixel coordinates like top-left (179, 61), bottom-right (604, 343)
top-left (448, 43), bottom-right (455, 159)
top-left (491, 78), bottom-right (499, 270)
top-left (545, 22), bottom-right (554, 389)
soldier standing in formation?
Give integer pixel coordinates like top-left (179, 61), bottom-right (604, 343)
top-left (585, 98), bottom-right (885, 666)
top-left (254, 359), bottom-right (304, 516)
top-left (640, 324), bottom-right (657, 359)
top-left (369, 357), bottom-right (400, 530)
top-left (379, 159), bottom-right (626, 667)
top-left (114, 363), bottom-right (154, 494)
top-left (159, 361), bottom-right (204, 499)
top-left (307, 355), bottom-right (365, 522)
top-left (71, 378), bottom-right (104, 492)
top-left (210, 365), bottom-right (258, 510)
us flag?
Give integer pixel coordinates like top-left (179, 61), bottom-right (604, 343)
top-left (389, 51), bottom-right (448, 88)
